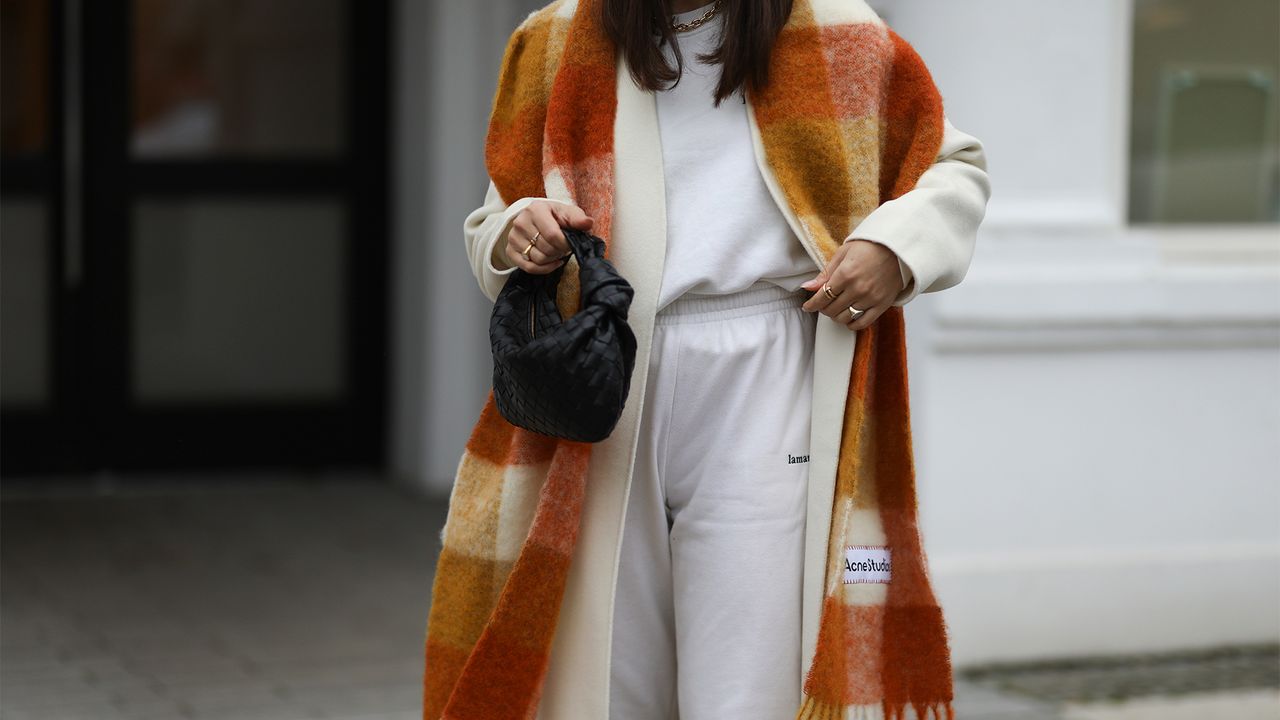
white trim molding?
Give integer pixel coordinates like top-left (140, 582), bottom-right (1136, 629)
top-left (931, 223), bottom-right (1280, 353)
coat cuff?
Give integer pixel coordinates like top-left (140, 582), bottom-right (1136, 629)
top-left (842, 235), bottom-right (916, 305)
top-left (482, 197), bottom-right (576, 276)
top-left (841, 116), bottom-right (990, 307)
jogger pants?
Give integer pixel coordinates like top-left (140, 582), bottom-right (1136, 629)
top-left (609, 279), bottom-right (818, 720)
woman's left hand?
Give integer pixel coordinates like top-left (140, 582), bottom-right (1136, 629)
top-left (800, 239), bottom-right (903, 332)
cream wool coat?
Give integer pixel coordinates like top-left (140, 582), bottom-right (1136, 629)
top-left (461, 42), bottom-right (991, 719)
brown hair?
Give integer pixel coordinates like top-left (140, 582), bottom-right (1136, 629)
top-left (599, 0), bottom-right (794, 107)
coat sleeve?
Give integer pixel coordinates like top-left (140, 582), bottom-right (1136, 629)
top-left (841, 114), bottom-right (991, 307)
top-left (464, 178), bottom-right (577, 303)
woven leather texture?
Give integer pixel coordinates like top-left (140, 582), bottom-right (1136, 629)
top-left (490, 227), bottom-right (638, 443)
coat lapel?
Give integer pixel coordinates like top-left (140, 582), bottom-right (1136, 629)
top-left (537, 43), bottom-right (672, 720)
top-left (744, 86), bottom-right (858, 687)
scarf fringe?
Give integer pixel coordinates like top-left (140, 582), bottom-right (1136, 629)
top-left (796, 696), bottom-right (955, 720)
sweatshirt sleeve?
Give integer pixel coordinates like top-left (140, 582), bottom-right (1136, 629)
top-left (464, 179), bottom-right (577, 303)
top-left (842, 114), bottom-right (991, 307)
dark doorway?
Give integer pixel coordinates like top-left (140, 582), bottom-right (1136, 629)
top-left (1, 0), bottom-right (390, 475)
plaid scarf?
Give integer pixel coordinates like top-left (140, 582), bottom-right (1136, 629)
top-left (423, 0), bottom-right (955, 718)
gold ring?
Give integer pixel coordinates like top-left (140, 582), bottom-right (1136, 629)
top-left (532, 231), bottom-right (542, 245)
top-left (521, 240), bottom-right (536, 259)
top-left (822, 283), bottom-right (838, 300)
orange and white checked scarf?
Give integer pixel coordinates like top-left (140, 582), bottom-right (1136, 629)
top-left (423, 0), bottom-right (956, 718)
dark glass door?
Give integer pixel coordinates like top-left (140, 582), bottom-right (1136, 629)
top-left (1, 0), bottom-right (389, 475)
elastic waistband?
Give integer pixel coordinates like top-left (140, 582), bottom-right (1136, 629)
top-left (656, 280), bottom-right (810, 325)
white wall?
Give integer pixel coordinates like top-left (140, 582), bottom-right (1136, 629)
top-left (391, 0), bottom-right (545, 496)
top-left (885, 0), bottom-right (1280, 665)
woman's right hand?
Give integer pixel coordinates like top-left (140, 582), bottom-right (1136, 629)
top-left (503, 200), bottom-right (595, 275)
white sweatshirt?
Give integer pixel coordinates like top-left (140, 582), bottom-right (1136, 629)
top-left (651, 1), bottom-right (820, 312)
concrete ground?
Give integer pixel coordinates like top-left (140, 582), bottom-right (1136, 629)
top-left (1, 476), bottom-right (1274, 720)
top-left (962, 643), bottom-right (1280, 720)
top-left (1060, 690), bottom-right (1280, 720)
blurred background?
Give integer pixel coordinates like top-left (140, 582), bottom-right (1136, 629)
top-left (1, 0), bottom-right (1277, 718)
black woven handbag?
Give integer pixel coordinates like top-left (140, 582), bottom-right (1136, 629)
top-left (489, 226), bottom-right (638, 443)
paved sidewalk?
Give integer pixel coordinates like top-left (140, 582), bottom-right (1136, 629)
top-left (1060, 689), bottom-right (1280, 720)
top-left (2, 476), bottom-right (1274, 719)
top-left (960, 643), bottom-right (1280, 720)
top-left (2, 475), bottom-right (441, 720)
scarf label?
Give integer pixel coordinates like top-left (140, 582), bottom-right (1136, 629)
top-left (844, 545), bottom-right (892, 584)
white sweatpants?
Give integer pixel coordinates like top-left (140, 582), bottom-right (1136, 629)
top-left (609, 280), bottom-right (818, 720)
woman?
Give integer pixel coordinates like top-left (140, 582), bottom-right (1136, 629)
top-left (427, 0), bottom-right (991, 718)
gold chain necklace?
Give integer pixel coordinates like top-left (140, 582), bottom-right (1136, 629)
top-left (670, 0), bottom-right (721, 33)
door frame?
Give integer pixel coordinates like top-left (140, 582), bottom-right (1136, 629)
top-left (1, 0), bottom-right (391, 475)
